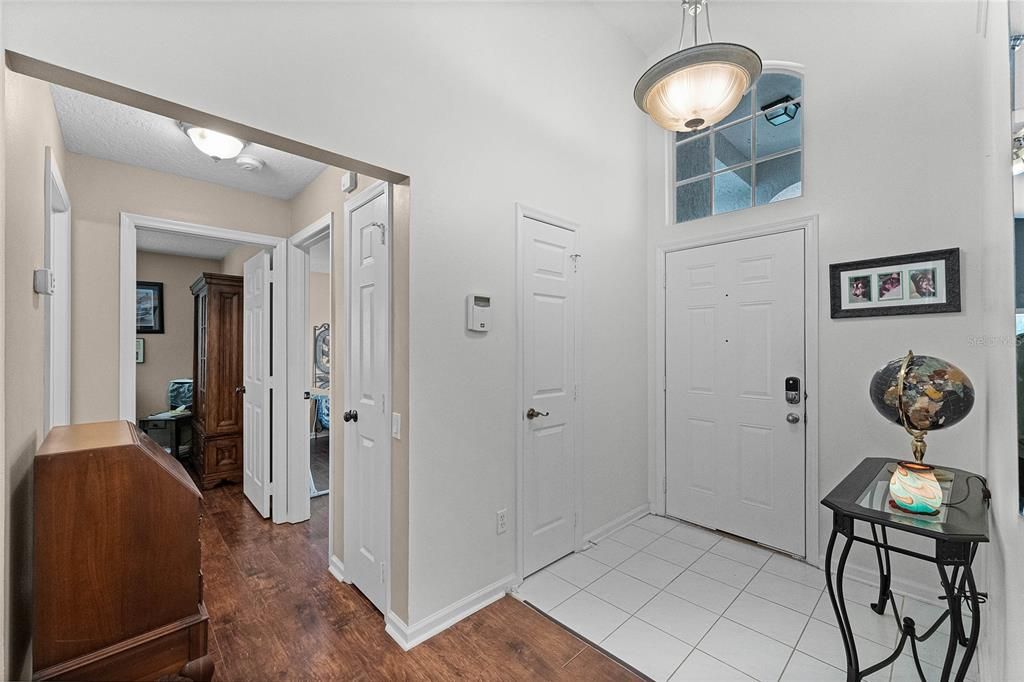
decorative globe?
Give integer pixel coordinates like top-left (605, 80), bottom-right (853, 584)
top-left (869, 354), bottom-right (974, 433)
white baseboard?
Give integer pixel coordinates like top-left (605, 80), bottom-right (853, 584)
top-left (384, 573), bottom-right (516, 651)
top-left (583, 503), bottom-right (650, 545)
top-left (328, 554), bottom-right (345, 583)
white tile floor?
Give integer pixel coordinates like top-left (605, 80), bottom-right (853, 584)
top-left (514, 514), bottom-right (981, 682)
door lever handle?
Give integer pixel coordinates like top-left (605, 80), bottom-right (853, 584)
top-left (343, 410), bottom-right (358, 423)
top-left (235, 386), bottom-right (246, 395)
top-left (526, 408), bottom-right (550, 420)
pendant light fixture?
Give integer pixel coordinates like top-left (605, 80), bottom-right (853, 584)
top-left (634, 0), bottom-right (762, 132)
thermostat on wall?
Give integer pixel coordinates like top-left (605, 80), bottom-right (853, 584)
top-left (467, 295), bottom-right (491, 332)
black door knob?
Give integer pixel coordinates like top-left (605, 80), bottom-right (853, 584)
top-left (343, 410), bottom-right (358, 423)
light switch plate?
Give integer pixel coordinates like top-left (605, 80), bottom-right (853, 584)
top-left (33, 268), bottom-right (55, 295)
top-left (391, 412), bottom-right (401, 439)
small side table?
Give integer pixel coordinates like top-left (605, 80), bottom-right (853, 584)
top-left (821, 458), bottom-right (989, 682)
top-left (138, 411), bottom-right (193, 461)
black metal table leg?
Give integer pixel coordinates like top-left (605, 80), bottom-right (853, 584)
top-left (937, 563), bottom-right (962, 681)
top-left (825, 525), bottom-right (860, 681)
top-left (954, 559), bottom-right (982, 682)
top-left (869, 524), bottom-right (891, 615)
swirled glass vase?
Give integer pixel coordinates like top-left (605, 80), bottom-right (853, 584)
top-left (888, 461), bottom-right (942, 515)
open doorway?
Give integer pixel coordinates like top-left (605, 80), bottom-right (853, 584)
top-left (6, 55), bottom-right (411, 678)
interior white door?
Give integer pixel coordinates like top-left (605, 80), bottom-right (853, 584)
top-left (520, 214), bottom-right (578, 576)
top-left (344, 185), bottom-right (390, 614)
top-left (243, 251), bottom-right (273, 518)
top-left (665, 230), bottom-right (805, 555)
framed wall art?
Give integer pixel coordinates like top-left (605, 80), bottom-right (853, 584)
top-left (829, 248), bottom-right (960, 319)
top-left (136, 281), bottom-right (165, 333)
top-left (313, 323), bottom-right (330, 389)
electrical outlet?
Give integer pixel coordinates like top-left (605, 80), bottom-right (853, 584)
top-left (496, 508), bottom-right (508, 535)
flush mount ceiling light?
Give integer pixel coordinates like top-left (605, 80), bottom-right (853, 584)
top-left (634, 0), bottom-right (762, 132)
top-left (180, 123), bottom-right (246, 161)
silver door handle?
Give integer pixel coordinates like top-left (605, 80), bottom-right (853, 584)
top-left (786, 413), bottom-right (801, 424)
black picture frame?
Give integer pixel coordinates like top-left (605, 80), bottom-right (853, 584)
top-left (829, 248), bottom-right (960, 319)
top-left (136, 281), bottom-right (165, 334)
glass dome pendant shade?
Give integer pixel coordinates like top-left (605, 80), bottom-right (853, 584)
top-left (634, 1), bottom-right (761, 132)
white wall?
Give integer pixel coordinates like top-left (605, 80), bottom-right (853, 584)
top-left (4, 1), bottom-right (651, 629)
top-left (643, 1), bottom-right (1020, 677)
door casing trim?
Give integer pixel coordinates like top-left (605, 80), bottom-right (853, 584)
top-left (514, 203), bottom-right (585, 583)
top-left (118, 213), bottom-right (290, 523)
top-left (286, 213), bottom-right (334, 528)
top-left (653, 215), bottom-right (820, 564)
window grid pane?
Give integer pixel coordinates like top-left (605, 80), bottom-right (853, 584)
top-left (672, 72), bottom-right (803, 224)
top-left (676, 178), bottom-right (712, 223)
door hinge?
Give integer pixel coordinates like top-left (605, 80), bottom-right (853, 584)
top-left (570, 253), bottom-right (582, 273)
top-left (380, 561), bottom-right (386, 584)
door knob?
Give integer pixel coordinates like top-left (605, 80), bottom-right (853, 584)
top-left (526, 408), bottom-right (550, 420)
top-left (235, 386), bottom-right (246, 395)
top-left (786, 412), bottom-right (801, 424)
top-left (343, 410), bottom-right (358, 423)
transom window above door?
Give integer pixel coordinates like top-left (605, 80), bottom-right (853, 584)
top-left (673, 70), bottom-right (804, 224)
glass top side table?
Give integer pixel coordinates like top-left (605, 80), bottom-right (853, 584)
top-left (821, 457), bottom-right (990, 682)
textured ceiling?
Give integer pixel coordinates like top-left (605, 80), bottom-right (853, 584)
top-left (51, 84), bottom-right (327, 200)
top-left (137, 228), bottom-right (250, 261)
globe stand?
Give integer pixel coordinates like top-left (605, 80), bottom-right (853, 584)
top-left (892, 350), bottom-right (943, 514)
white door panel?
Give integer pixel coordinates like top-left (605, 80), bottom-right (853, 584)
top-left (521, 215), bottom-right (578, 576)
top-left (243, 251), bottom-right (272, 518)
top-left (345, 185), bottom-right (390, 614)
top-left (665, 230), bottom-right (805, 555)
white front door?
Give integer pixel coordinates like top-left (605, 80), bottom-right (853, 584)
top-left (344, 183), bottom-right (390, 614)
top-left (665, 230), bottom-right (805, 556)
top-left (243, 251), bottom-right (273, 518)
top-left (520, 213), bottom-right (579, 577)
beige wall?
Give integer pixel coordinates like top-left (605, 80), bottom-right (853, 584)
top-left (64, 153), bottom-right (291, 423)
top-left (135, 252), bottom-right (223, 418)
top-left (4, 71), bottom-right (66, 680)
top-left (309, 272), bottom-right (330, 332)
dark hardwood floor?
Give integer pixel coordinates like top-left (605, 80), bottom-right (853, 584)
top-left (200, 483), bottom-right (640, 681)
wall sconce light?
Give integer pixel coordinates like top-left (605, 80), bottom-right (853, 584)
top-left (762, 95), bottom-right (801, 126)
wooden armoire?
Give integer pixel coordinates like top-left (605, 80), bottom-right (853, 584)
top-left (190, 273), bottom-right (244, 490)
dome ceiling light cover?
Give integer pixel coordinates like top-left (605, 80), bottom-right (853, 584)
top-left (181, 123), bottom-right (246, 161)
top-left (635, 0), bottom-right (762, 132)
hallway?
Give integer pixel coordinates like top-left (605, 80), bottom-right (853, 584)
top-left (199, 484), bottom-right (641, 680)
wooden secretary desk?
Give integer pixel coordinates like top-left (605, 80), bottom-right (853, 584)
top-left (33, 421), bottom-right (212, 681)
top-left (190, 273), bottom-right (244, 490)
